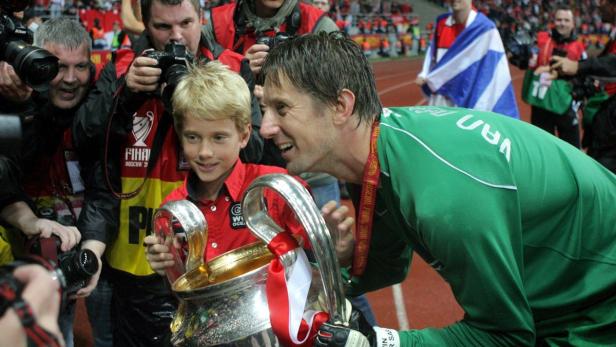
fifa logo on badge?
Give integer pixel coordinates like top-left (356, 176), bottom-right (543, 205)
top-left (132, 111), bottom-right (154, 147)
top-left (230, 203), bottom-right (246, 229)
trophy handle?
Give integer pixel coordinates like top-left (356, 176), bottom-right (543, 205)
top-left (241, 174), bottom-right (348, 324)
top-left (152, 200), bottom-right (208, 284)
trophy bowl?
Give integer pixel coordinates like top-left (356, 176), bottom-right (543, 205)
top-left (170, 242), bottom-right (279, 346)
top-left (159, 174), bottom-right (347, 346)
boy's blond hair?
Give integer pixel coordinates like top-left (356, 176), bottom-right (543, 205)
top-left (172, 61), bottom-right (251, 132)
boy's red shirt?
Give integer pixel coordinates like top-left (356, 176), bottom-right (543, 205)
top-left (162, 160), bottom-right (310, 261)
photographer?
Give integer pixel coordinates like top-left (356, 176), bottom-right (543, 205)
top-left (71, 0), bottom-right (265, 345)
top-left (551, 0), bottom-right (616, 173)
top-left (0, 263), bottom-right (64, 347)
top-left (0, 17), bottom-right (98, 347)
top-left (520, 5), bottom-right (586, 148)
top-left (204, 0), bottom-right (338, 164)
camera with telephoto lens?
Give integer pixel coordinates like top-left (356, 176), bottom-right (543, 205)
top-left (256, 32), bottom-right (293, 50)
top-left (26, 208), bottom-right (99, 296)
top-left (0, 1), bottom-right (59, 92)
top-left (143, 42), bottom-right (193, 110)
top-left (569, 75), bottom-right (598, 101)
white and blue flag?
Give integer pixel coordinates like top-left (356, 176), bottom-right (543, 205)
top-left (422, 12), bottom-right (520, 119)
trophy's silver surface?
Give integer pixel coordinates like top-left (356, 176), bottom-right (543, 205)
top-left (157, 173), bottom-right (348, 346)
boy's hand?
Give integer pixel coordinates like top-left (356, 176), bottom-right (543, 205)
top-left (321, 201), bottom-right (355, 267)
top-left (144, 234), bottom-right (175, 276)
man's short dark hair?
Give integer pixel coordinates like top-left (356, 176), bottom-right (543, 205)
top-left (141, 0), bottom-right (200, 25)
top-left (554, 4), bottom-right (573, 15)
top-left (261, 32), bottom-right (382, 125)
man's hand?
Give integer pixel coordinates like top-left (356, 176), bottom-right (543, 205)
top-left (144, 234), bottom-right (175, 276)
top-left (74, 240), bottom-right (105, 298)
top-left (0, 202), bottom-right (80, 252)
top-left (0, 61), bottom-right (33, 103)
top-left (245, 43), bottom-right (270, 75)
top-left (315, 300), bottom-right (400, 347)
top-left (550, 56), bottom-right (579, 76)
top-left (321, 201), bottom-right (355, 267)
top-left (315, 301), bottom-right (375, 347)
top-left (414, 76), bottom-right (426, 86)
top-left (28, 219), bottom-right (81, 252)
top-left (12, 264), bottom-right (65, 346)
top-left (125, 56), bottom-right (162, 93)
top-left (315, 323), bottom-right (371, 347)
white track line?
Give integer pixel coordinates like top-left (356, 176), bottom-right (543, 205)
top-left (378, 80), bottom-right (416, 97)
top-left (376, 70), bottom-right (415, 82)
top-left (392, 284), bottom-right (410, 330)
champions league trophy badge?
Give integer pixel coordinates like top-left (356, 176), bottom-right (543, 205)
top-left (152, 174), bottom-right (348, 346)
top-left (132, 111), bottom-right (154, 147)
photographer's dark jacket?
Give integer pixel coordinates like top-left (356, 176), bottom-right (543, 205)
top-left (72, 33), bottom-right (261, 276)
top-left (578, 37), bottom-right (616, 95)
top-left (0, 95), bottom-right (85, 225)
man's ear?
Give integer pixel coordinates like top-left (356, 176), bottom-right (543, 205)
top-left (333, 89), bottom-right (356, 125)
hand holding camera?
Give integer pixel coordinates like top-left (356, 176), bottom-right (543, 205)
top-left (247, 32), bottom-right (293, 75)
top-left (0, 2), bottom-right (59, 93)
top-left (27, 233), bottom-right (99, 299)
top-left (245, 42), bottom-right (270, 76)
top-left (125, 55), bottom-right (162, 94)
top-left (0, 61), bottom-right (32, 103)
top-left (126, 42), bottom-right (192, 112)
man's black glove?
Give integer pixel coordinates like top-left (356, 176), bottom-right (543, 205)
top-left (315, 305), bottom-right (374, 347)
top-left (314, 301), bottom-right (400, 347)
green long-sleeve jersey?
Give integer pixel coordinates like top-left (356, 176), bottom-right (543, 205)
top-left (348, 106), bottom-right (616, 346)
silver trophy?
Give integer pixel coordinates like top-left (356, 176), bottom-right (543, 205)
top-left (154, 174), bottom-right (348, 346)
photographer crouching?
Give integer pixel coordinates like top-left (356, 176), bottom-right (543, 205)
top-left (513, 5), bottom-right (587, 148)
top-left (551, 0), bottom-right (616, 174)
top-left (0, 13), bottom-right (99, 347)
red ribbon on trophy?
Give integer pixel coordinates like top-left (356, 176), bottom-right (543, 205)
top-left (266, 232), bottom-right (329, 347)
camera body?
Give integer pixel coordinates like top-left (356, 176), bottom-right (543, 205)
top-left (143, 42), bottom-right (193, 84)
top-left (27, 235), bottom-right (98, 296)
top-left (143, 42), bottom-right (193, 109)
top-left (256, 32), bottom-right (293, 50)
top-left (0, 2), bottom-right (59, 91)
top-left (570, 76), bottom-right (598, 101)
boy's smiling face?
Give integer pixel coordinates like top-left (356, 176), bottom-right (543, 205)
top-left (179, 114), bottom-right (250, 199)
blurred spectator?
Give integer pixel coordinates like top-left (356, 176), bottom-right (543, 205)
top-left (90, 18), bottom-right (107, 49)
top-left (110, 21), bottom-right (130, 50)
top-left (22, 8), bottom-right (43, 33)
top-left (50, 0), bottom-right (65, 18)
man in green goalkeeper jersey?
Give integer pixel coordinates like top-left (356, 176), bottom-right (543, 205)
top-left (259, 32), bottom-right (616, 347)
